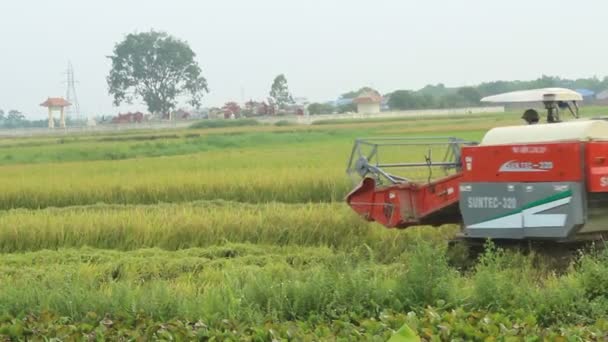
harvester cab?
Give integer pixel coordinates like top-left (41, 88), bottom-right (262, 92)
top-left (480, 87), bottom-right (582, 124)
top-left (346, 88), bottom-right (608, 246)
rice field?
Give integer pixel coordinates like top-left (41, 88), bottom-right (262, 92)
top-left (2, 109), bottom-right (608, 340)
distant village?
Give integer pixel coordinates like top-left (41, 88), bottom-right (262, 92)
top-left (97, 91), bottom-right (385, 125)
top-left (5, 76), bottom-right (608, 129)
top-left (102, 86), bottom-right (608, 125)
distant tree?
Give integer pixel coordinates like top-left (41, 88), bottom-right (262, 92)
top-left (438, 93), bottom-right (468, 108)
top-left (3, 110), bottom-right (26, 128)
top-left (477, 75), bottom-right (571, 98)
top-left (567, 76), bottom-right (605, 92)
top-left (456, 87), bottom-right (481, 105)
top-left (339, 90), bottom-right (358, 99)
top-left (388, 90), bottom-right (417, 110)
top-left (7, 110), bottom-right (25, 122)
top-left (107, 30), bottom-right (209, 116)
top-left (269, 74), bottom-right (294, 109)
top-left (388, 90), bottom-right (435, 110)
top-left (601, 76), bottom-right (608, 91)
top-left (417, 83), bottom-right (448, 97)
top-left (535, 75), bottom-right (560, 88)
top-left (0, 109), bottom-right (4, 122)
top-left (244, 100), bottom-right (272, 116)
top-left (340, 87), bottom-right (378, 99)
top-left (266, 98), bottom-right (277, 115)
top-left (337, 102), bottom-right (357, 113)
top-left (307, 102), bottom-right (335, 115)
top-left (418, 93), bottom-right (436, 108)
top-left (222, 102), bottom-right (241, 118)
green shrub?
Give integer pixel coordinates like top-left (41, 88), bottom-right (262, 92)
top-left (471, 242), bottom-right (538, 311)
top-left (189, 119), bottom-right (259, 129)
top-left (577, 246), bottom-right (608, 300)
top-left (274, 120), bottom-right (294, 127)
top-left (534, 274), bottom-right (590, 325)
top-left (396, 240), bottom-right (456, 308)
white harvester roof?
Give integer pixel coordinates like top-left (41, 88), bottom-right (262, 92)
top-left (480, 120), bottom-right (608, 146)
top-left (481, 88), bottom-right (583, 103)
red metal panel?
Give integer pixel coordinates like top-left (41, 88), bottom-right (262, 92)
top-left (402, 174), bottom-right (461, 218)
top-left (346, 178), bottom-right (404, 227)
top-left (346, 174), bottom-right (462, 229)
top-left (586, 142), bottom-right (608, 192)
top-left (460, 142), bottom-right (582, 183)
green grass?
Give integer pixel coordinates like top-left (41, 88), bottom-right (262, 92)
top-left (311, 111), bottom-right (510, 125)
top-left (189, 118), bottom-right (260, 129)
top-left (0, 129), bottom-right (350, 165)
top-left (0, 109), bottom-right (528, 166)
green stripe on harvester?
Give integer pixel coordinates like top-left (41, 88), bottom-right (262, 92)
top-left (474, 189), bottom-right (572, 224)
top-left (522, 189), bottom-right (572, 211)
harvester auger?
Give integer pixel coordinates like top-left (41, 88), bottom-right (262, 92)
top-left (346, 88), bottom-right (608, 256)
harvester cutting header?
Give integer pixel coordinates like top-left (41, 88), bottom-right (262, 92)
top-left (346, 88), bottom-right (608, 245)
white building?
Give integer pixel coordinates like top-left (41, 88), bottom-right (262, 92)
top-left (353, 92), bottom-right (382, 114)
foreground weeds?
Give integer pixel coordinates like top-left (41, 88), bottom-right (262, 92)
top-left (0, 309), bottom-right (606, 341)
top-left (0, 243), bottom-right (606, 336)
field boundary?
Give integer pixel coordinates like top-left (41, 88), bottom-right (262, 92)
top-left (0, 106), bottom-right (504, 137)
top-left (257, 106), bottom-right (505, 124)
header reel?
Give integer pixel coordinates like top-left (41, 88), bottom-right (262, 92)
top-left (347, 137), bottom-right (477, 186)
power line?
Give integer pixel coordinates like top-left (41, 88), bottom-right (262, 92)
top-left (65, 61), bottom-right (81, 121)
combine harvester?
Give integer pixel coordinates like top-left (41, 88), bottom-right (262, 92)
top-left (346, 88), bottom-right (608, 252)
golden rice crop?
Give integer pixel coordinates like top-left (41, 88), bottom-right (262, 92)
top-left (0, 133), bottom-right (479, 208)
top-left (0, 200), bottom-right (456, 257)
top-left (0, 142), bottom-right (354, 208)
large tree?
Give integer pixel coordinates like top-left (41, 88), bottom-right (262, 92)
top-left (269, 74), bottom-right (294, 109)
top-left (340, 86), bottom-right (378, 99)
top-left (3, 110), bottom-right (27, 129)
top-left (387, 90), bottom-right (417, 110)
top-left (107, 31), bottom-right (208, 116)
top-left (307, 102), bottom-right (335, 115)
top-left (7, 110), bottom-right (25, 122)
top-left (388, 90), bottom-right (434, 110)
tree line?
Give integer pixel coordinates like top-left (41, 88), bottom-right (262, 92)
top-left (0, 110), bottom-right (86, 129)
top-left (0, 110), bottom-right (46, 128)
top-left (307, 75), bottom-right (608, 114)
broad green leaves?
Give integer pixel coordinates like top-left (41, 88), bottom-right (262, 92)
top-left (388, 324), bottom-right (420, 342)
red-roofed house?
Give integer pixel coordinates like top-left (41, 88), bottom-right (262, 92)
top-left (353, 91), bottom-right (382, 114)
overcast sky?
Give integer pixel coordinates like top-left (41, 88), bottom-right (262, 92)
top-left (1, 0), bottom-right (606, 119)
